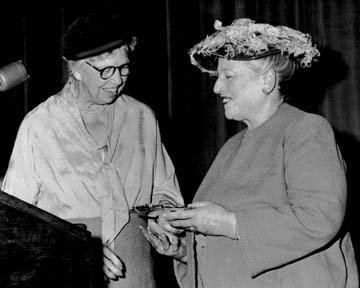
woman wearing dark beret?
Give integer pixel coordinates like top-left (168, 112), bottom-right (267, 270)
top-left (142, 18), bottom-right (358, 287)
top-left (1, 13), bottom-right (184, 287)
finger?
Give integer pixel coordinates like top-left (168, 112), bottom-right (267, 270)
top-left (187, 201), bottom-right (209, 208)
top-left (148, 221), bottom-right (183, 242)
top-left (147, 221), bottom-right (179, 244)
top-left (162, 224), bottom-right (184, 234)
top-left (143, 229), bottom-right (182, 257)
top-left (146, 210), bottom-right (162, 219)
top-left (148, 210), bottom-right (163, 216)
top-left (157, 218), bottom-right (184, 234)
top-left (141, 227), bottom-right (161, 248)
top-left (161, 209), bottom-right (194, 221)
top-left (166, 219), bottom-right (195, 229)
top-left (103, 246), bottom-right (124, 277)
top-left (147, 220), bottom-right (166, 235)
top-left (145, 229), bottom-right (171, 254)
top-left (103, 246), bottom-right (122, 268)
top-left (167, 234), bottom-right (181, 252)
top-left (187, 226), bottom-right (196, 232)
top-left (103, 255), bottom-right (123, 278)
top-left (140, 225), bottom-right (163, 246)
top-left (144, 225), bottom-right (171, 250)
top-left (147, 226), bottom-right (170, 247)
top-left (104, 266), bottom-right (118, 280)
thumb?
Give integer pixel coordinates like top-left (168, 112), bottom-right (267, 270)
top-left (188, 201), bottom-right (209, 208)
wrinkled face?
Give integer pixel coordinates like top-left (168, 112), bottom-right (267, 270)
top-left (76, 46), bottom-right (130, 107)
top-left (213, 58), bottom-right (269, 127)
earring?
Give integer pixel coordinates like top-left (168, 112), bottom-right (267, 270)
top-left (73, 71), bottom-right (81, 80)
top-left (262, 88), bottom-right (271, 95)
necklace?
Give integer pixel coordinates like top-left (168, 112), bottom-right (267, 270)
top-left (80, 104), bottom-right (115, 162)
top-left (69, 79), bottom-right (115, 162)
top-left (70, 79), bottom-right (108, 113)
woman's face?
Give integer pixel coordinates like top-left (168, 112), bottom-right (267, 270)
top-left (213, 58), bottom-right (271, 128)
top-left (76, 46), bottom-right (130, 108)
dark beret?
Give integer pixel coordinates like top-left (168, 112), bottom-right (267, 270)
top-left (63, 13), bottom-right (135, 61)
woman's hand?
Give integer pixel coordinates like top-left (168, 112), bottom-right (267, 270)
top-left (147, 210), bottom-right (184, 234)
top-left (140, 221), bottom-right (187, 263)
top-left (103, 245), bottom-right (124, 281)
top-left (160, 201), bottom-right (238, 239)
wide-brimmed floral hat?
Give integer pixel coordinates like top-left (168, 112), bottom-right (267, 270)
top-left (189, 18), bottom-right (320, 74)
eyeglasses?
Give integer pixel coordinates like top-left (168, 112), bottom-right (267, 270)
top-left (86, 62), bottom-right (131, 80)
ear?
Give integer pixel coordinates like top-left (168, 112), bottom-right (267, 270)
top-left (67, 59), bottom-right (83, 81)
top-left (129, 36), bottom-right (137, 51)
top-left (262, 69), bottom-right (277, 95)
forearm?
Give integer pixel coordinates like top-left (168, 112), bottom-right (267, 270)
top-left (152, 163), bottom-right (184, 207)
top-left (234, 202), bottom-right (343, 276)
top-left (152, 130), bottom-right (184, 206)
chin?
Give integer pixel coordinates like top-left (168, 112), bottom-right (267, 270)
top-left (105, 91), bottom-right (119, 100)
top-left (225, 106), bottom-right (243, 120)
top-left (224, 109), bottom-right (235, 120)
top-left (225, 113), bottom-right (244, 123)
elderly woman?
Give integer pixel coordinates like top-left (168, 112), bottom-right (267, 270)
top-left (1, 13), bottom-right (184, 287)
top-left (142, 18), bottom-right (358, 287)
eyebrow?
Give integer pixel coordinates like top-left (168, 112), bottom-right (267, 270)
top-left (218, 68), bottom-right (234, 73)
top-left (97, 62), bottom-right (131, 69)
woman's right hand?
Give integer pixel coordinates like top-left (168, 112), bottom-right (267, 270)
top-left (140, 221), bottom-right (187, 263)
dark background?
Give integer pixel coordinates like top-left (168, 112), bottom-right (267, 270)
top-left (0, 1), bottom-right (360, 286)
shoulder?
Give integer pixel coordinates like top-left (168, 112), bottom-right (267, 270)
top-left (17, 95), bottom-right (61, 136)
top-left (281, 104), bottom-right (334, 137)
top-left (116, 94), bottom-right (157, 121)
top-left (278, 104), bottom-right (336, 151)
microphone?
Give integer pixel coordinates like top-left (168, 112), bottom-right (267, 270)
top-left (0, 61), bottom-right (29, 92)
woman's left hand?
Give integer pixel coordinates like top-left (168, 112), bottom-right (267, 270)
top-left (140, 221), bottom-right (187, 262)
top-left (160, 201), bottom-right (238, 239)
top-left (147, 210), bottom-right (184, 235)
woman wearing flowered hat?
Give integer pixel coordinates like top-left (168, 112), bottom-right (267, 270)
top-left (142, 18), bottom-right (358, 287)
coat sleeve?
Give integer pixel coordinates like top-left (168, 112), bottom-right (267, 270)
top-left (1, 119), bottom-right (43, 204)
top-left (235, 116), bottom-right (347, 276)
top-left (151, 120), bottom-right (184, 207)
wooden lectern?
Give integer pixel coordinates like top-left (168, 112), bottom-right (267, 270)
top-left (0, 190), bottom-right (105, 287)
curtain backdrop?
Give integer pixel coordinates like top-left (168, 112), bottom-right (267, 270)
top-left (0, 1), bottom-right (359, 285)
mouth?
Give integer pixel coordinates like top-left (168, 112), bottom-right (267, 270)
top-left (221, 97), bottom-right (232, 105)
top-left (104, 87), bottom-right (119, 95)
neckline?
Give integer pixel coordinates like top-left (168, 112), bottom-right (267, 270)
top-left (65, 79), bottom-right (116, 162)
top-left (73, 97), bottom-right (108, 113)
top-left (67, 79), bottom-right (115, 150)
top-left (69, 78), bottom-right (108, 113)
top-left (246, 102), bottom-right (286, 135)
top-left (80, 102), bottom-right (116, 153)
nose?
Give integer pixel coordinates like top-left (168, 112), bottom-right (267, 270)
top-left (213, 77), bottom-right (222, 94)
top-left (112, 69), bottom-right (124, 86)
